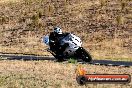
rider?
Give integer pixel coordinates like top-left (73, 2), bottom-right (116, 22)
top-left (49, 27), bottom-right (69, 56)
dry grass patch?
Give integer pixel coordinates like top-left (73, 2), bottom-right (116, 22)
top-left (0, 0), bottom-right (22, 4)
top-left (0, 0), bottom-right (131, 61)
top-left (0, 60), bottom-right (131, 88)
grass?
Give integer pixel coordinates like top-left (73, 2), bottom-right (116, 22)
top-left (0, 0), bottom-right (131, 61)
top-left (99, 0), bottom-right (106, 8)
top-left (68, 58), bottom-right (77, 64)
top-left (0, 1), bottom-right (131, 88)
top-left (0, 60), bottom-right (131, 88)
top-left (116, 15), bottom-right (125, 25)
top-left (0, 0), bottom-right (21, 3)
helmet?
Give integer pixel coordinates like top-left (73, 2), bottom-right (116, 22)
top-left (54, 27), bottom-right (62, 34)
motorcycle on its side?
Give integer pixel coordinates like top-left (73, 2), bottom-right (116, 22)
top-left (43, 33), bottom-right (92, 62)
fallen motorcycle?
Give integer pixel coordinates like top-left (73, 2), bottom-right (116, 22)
top-left (43, 33), bottom-right (92, 62)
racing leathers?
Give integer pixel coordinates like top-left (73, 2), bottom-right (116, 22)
top-left (49, 32), bottom-right (69, 56)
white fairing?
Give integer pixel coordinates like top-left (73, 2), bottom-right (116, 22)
top-left (43, 35), bottom-right (49, 45)
top-left (43, 33), bottom-right (82, 56)
top-left (60, 33), bottom-right (82, 55)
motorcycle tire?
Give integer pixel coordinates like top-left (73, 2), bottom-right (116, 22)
top-left (75, 47), bottom-right (92, 62)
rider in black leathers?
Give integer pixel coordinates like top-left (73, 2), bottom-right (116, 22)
top-left (49, 27), bottom-right (69, 59)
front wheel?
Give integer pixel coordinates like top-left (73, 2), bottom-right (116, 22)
top-left (75, 47), bottom-right (92, 62)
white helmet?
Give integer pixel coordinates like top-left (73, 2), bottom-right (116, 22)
top-left (54, 27), bottom-right (62, 34)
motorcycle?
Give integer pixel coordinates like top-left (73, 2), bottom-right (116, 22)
top-left (43, 33), bottom-right (92, 62)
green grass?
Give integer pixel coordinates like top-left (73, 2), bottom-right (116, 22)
top-left (68, 58), bottom-right (77, 64)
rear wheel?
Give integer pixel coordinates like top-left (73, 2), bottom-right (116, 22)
top-left (75, 47), bottom-right (92, 62)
